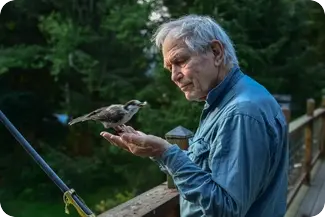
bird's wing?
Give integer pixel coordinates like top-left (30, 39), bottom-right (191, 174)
top-left (68, 106), bottom-right (108, 125)
top-left (83, 106), bottom-right (108, 119)
top-left (89, 105), bottom-right (128, 123)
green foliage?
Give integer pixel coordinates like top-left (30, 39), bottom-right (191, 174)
top-left (2, 200), bottom-right (76, 217)
top-left (0, 45), bottom-right (47, 74)
top-left (94, 191), bottom-right (135, 213)
top-left (38, 12), bottom-right (94, 77)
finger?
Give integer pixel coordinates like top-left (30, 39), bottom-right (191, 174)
top-left (121, 125), bottom-right (139, 134)
top-left (136, 130), bottom-right (146, 136)
top-left (101, 131), bottom-right (114, 140)
top-left (100, 132), bottom-right (130, 150)
top-left (121, 133), bottom-right (146, 146)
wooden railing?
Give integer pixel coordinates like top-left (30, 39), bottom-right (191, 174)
top-left (286, 96), bottom-right (325, 207)
top-left (98, 95), bottom-right (325, 217)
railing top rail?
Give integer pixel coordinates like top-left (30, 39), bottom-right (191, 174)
top-left (289, 108), bottom-right (325, 133)
top-left (98, 182), bottom-right (179, 217)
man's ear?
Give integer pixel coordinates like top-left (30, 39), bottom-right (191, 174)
top-left (210, 40), bottom-right (224, 66)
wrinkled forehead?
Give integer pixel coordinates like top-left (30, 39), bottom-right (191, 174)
top-left (162, 35), bottom-right (186, 56)
top-left (162, 35), bottom-right (191, 66)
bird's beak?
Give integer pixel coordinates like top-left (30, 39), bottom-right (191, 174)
top-left (139, 101), bottom-right (147, 107)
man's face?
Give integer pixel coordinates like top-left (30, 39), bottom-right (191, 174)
top-left (162, 36), bottom-right (224, 101)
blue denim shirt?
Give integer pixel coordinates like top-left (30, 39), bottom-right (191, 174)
top-left (153, 66), bottom-right (289, 217)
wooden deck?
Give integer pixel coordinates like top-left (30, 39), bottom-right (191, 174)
top-left (285, 158), bottom-right (325, 217)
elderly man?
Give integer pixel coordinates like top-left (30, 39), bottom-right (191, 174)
top-left (101, 14), bottom-right (289, 217)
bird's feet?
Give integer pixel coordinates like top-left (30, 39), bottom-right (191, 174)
top-left (120, 124), bottom-right (127, 131)
top-left (113, 125), bottom-right (126, 135)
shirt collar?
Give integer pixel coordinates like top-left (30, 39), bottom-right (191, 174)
top-left (205, 65), bottom-right (243, 108)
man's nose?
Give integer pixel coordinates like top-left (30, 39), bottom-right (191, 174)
top-left (171, 65), bottom-right (183, 83)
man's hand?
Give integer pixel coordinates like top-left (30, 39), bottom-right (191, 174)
top-left (100, 125), bottom-right (172, 158)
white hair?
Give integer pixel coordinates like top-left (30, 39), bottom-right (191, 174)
top-left (151, 14), bottom-right (239, 66)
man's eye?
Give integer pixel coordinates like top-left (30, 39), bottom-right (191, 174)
top-left (175, 59), bottom-right (186, 65)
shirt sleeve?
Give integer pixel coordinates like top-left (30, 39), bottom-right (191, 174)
top-left (149, 157), bottom-right (169, 174)
top-left (155, 114), bottom-right (272, 217)
top-left (150, 149), bottom-right (189, 174)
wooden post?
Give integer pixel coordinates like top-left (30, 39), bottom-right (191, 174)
top-left (321, 95), bottom-right (325, 157)
top-left (304, 98), bottom-right (315, 185)
top-left (165, 126), bottom-right (193, 189)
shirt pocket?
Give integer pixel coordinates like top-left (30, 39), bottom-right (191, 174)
top-left (189, 138), bottom-right (211, 171)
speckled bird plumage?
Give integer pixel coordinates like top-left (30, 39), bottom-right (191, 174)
top-left (68, 99), bottom-right (147, 129)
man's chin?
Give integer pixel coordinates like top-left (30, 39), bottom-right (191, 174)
top-left (184, 93), bottom-right (206, 102)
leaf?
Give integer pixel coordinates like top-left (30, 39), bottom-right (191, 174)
top-left (0, 45), bottom-right (47, 75)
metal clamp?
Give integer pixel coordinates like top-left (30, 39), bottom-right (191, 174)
top-left (63, 188), bottom-right (96, 217)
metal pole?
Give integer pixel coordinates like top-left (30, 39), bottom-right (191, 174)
top-left (0, 110), bottom-right (95, 217)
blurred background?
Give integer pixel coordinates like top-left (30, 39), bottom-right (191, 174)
top-left (0, 0), bottom-right (324, 216)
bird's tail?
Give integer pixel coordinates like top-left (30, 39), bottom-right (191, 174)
top-left (68, 115), bottom-right (90, 126)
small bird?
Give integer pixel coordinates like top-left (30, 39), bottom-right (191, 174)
top-left (68, 99), bottom-right (147, 131)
